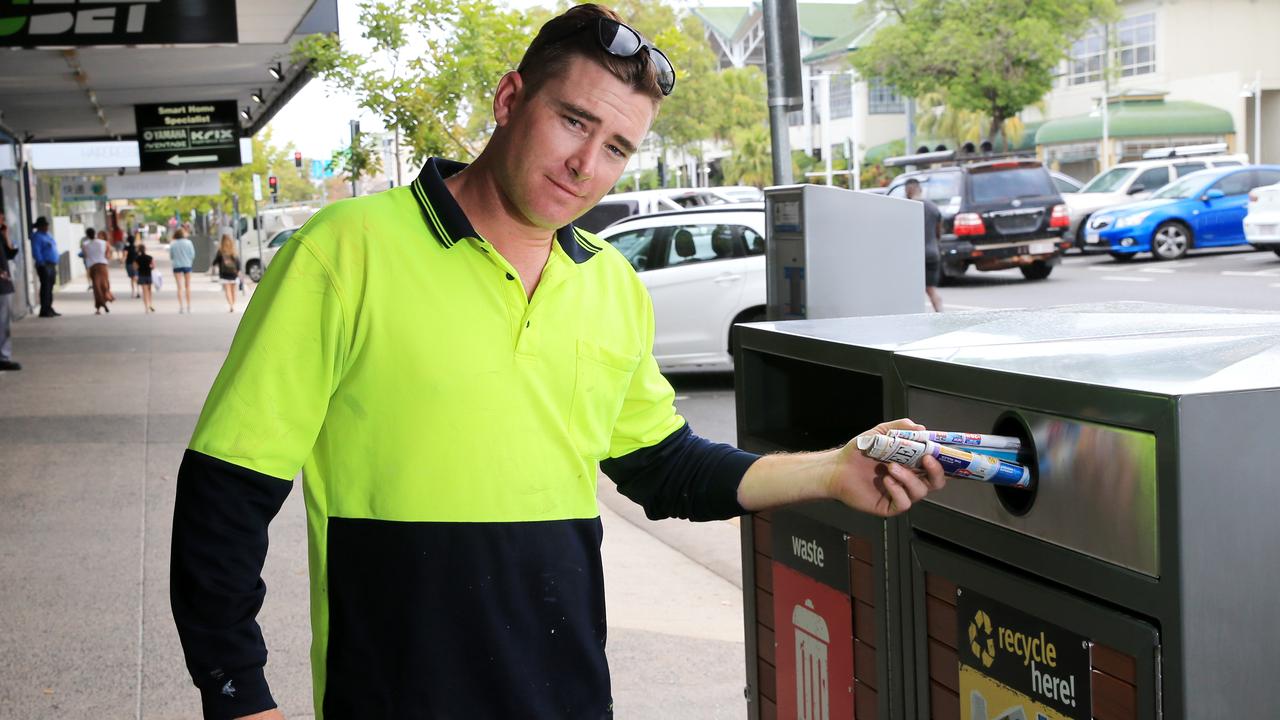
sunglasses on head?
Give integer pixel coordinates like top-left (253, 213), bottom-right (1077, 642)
top-left (555, 17), bottom-right (675, 96)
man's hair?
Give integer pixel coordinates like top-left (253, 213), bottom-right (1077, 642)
top-left (34, 216), bottom-right (48, 229)
top-left (85, 227), bottom-right (95, 237)
top-left (517, 4), bottom-right (665, 104)
top-left (173, 228), bottom-right (186, 240)
top-left (904, 178), bottom-right (921, 188)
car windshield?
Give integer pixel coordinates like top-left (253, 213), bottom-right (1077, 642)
top-left (890, 171), bottom-right (961, 204)
top-left (970, 167), bottom-right (1056, 203)
top-left (1080, 167), bottom-right (1136, 193)
top-left (1151, 175), bottom-right (1205, 199)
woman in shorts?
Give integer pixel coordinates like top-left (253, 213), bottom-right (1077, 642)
top-left (168, 228), bottom-right (196, 314)
top-left (210, 234), bottom-right (241, 312)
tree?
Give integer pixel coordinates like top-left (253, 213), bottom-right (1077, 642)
top-left (720, 124), bottom-right (773, 187)
top-left (329, 132), bottom-right (383, 189)
top-left (296, 0), bottom-right (767, 173)
top-left (914, 90), bottom-right (1037, 150)
top-left (852, 0), bottom-right (1117, 145)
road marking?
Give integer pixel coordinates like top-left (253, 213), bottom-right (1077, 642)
top-left (1139, 267), bottom-right (1176, 274)
top-left (947, 303), bottom-right (998, 311)
top-left (1221, 269), bottom-right (1280, 277)
top-left (1101, 276), bottom-right (1155, 282)
top-left (1088, 265), bottom-right (1132, 272)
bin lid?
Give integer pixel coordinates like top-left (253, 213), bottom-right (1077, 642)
top-left (751, 302), bottom-right (1275, 355)
top-left (895, 306), bottom-right (1280, 395)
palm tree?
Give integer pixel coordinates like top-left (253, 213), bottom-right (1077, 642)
top-left (721, 124), bottom-right (775, 188)
top-left (915, 91), bottom-right (1034, 151)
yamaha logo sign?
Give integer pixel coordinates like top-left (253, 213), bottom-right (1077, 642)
top-left (0, 1), bottom-right (237, 47)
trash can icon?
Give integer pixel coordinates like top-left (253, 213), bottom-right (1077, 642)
top-left (793, 598), bottom-right (830, 720)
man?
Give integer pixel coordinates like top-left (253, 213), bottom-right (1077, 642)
top-left (905, 178), bottom-right (943, 311)
top-left (170, 5), bottom-right (945, 719)
top-left (0, 220), bottom-right (20, 371)
top-left (29, 217), bottom-right (60, 317)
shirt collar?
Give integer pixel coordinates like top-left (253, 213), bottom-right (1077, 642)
top-left (410, 157), bottom-right (600, 265)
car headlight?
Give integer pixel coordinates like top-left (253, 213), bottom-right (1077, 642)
top-left (1114, 211), bottom-right (1152, 229)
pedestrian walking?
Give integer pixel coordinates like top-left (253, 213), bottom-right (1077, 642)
top-left (905, 178), bottom-right (944, 312)
top-left (135, 243), bottom-right (155, 313)
top-left (124, 232), bottom-right (140, 297)
top-left (210, 234), bottom-right (240, 313)
top-left (0, 220), bottom-right (20, 371)
top-left (169, 228), bottom-right (196, 314)
top-left (29, 217), bottom-right (60, 317)
top-left (86, 229), bottom-right (114, 314)
top-left (169, 6), bottom-right (946, 718)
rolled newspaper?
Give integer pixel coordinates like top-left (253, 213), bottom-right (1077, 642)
top-left (886, 429), bottom-right (1022, 451)
top-left (856, 433), bottom-right (1031, 488)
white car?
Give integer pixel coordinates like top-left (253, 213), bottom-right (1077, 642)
top-left (1244, 182), bottom-right (1280, 257)
top-left (576, 186), bottom-right (761, 232)
top-left (596, 204), bottom-right (766, 373)
top-left (1065, 154), bottom-right (1247, 245)
top-left (246, 226), bottom-right (301, 282)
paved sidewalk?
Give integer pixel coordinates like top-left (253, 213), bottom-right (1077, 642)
top-left (0, 247), bottom-right (747, 718)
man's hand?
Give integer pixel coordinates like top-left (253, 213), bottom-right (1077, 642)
top-left (828, 418), bottom-right (945, 517)
top-left (236, 711), bottom-right (284, 720)
top-left (737, 418), bottom-right (946, 515)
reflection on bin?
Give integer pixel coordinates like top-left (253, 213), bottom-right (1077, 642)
top-left (793, 599), bottom-right (830, 720)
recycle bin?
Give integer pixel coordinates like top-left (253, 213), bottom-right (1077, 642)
top-left (734, 303), bottom-right (1280, 720)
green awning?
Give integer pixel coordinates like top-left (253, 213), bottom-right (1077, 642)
top-left (1036, 100), bottom-right (1234, 145)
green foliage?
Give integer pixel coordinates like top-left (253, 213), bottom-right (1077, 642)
top-left (852, 0), bottom-right (1118, 142)
top-left (329, 133), bottom-right (383, 185)
top-left (295, 0), bottom-right (767, 166)
top-left (720, 124), bottom-right (773, 188)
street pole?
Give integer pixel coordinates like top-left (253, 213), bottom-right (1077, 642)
top-left (820, 74), bottom-right (832, 186)
top-left (763, 0), bottom-right (802, 185)
top-left (905, 97), bottom-right (916, 154)
top-left (1101, 28), bottom-right (1111, 171)
top-left (349, 119), bottom-right (360, 198)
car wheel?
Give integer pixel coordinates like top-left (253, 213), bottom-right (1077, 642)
top-left (1109, 252), bottom-right (1136, 262)
top-left (729, 310), bottom-right (767, 357)
top-left (1020, 261), bottom-right (1053, 280)
top-left (939, 259), bottom-right (967, 286)
top-left (246, 259), bottom-right (263, 282)
top-left (1150, 222), bottom-right (1191, 261)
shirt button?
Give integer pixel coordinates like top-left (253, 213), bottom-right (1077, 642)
top-left (505, 273), bottom-right (514, 281)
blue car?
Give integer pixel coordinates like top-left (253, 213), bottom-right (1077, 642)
top-left (1082, 165), bottom-right (1280, 260)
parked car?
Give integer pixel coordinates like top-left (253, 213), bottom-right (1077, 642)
top-left (1243, 181), bottom-right (1280, 257)
top-left (576, 186), bottom-right (759, 232)
top-left (884, 155), bottom-right (1072, 280)
top-left (246, 226), bottom-right (301, 282)
top-left (1083, 165), bottom-right (1280, 260)
top-left (596, 204), bottom-right (766, 372)
top-left (1051, 171), bottom-right (1084, 194)
top-left (1064, 153), bottom-right (1248, 246)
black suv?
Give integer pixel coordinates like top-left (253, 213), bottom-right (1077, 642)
top-left (884, 153), bottom-right (1073, 281)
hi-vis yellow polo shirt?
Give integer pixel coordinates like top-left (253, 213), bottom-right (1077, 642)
top-left (170, 158), bottom-right (760, 720)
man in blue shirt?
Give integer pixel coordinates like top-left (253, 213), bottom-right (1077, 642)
top-left (29, 216), bottom-right (60, 317)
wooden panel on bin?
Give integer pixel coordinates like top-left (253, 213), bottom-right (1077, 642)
top-left (760, 695), bottom-right (777, 720)
top-left (755, 587), bottom-right (774, 630)
top-left (854, 679), bottom-right (878, 720)
top-left (757, 623), bottom-right (775, 666)
top-left (848, 534), bottom-right (874, 563)
top-left (758, 657), bottom-right (776, 703)
top-left (853, 639), bottom-right (877, 691)
top-left (754, 552), bottom-right (773, 590)
top-left (854, 599), bottom-right (876, 647)
top-left (850, 558), bottom-right (875, 603)
top-left (753, 515), bottom-right (773, 553)
top-left (927, 637), bottom-right (959, 694)
top-left (1092, 643), bottom-right (1137, 684)
top-left (929, 681), bottom-right (960, 720)
top-left (926, 574), bottom-right (958, 606)
top-left (1092, 668), bottom-right (1137, 720)
top-left (926, 594), bottom-right (958, 650)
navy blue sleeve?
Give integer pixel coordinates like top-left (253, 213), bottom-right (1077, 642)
top-left (170, 449), bottom-right (292, 720)
top-left (600, 423), bottom-right (760, 521)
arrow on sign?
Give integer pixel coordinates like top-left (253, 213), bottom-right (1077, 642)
top-left (167, 154), bottom-right (218, 166)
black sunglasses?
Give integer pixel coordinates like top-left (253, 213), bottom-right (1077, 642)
top-left (555, 17), bottom-right (675, 96)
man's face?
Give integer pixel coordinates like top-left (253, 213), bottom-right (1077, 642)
top-left (493, 55), bottom-right (656, 231)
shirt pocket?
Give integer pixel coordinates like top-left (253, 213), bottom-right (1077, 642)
top-left (568, 339), bottom-right (641, 459)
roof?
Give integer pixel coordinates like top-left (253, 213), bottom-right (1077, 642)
top-left (1036, 99), bottom-right (1236, 146)
top-left (692, 2), bottom-right (868, 42)
top-left (802, 6), bottom-right (884, 63)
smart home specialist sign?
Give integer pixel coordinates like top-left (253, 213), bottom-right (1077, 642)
top-left (135, 101), bottom-right (241, 172)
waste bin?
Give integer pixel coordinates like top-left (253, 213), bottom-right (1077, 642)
top-left (735, 303), bottom-right (1280, 720)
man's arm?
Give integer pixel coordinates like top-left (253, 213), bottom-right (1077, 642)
top-left (736, 418), bottom-right (945, 516)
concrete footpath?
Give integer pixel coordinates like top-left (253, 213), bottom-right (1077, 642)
top-left (0, 248), bottom-right (747, 719)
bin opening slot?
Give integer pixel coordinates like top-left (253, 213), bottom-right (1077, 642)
top-left (992, 412), bottom-right (1038, 516)
top-left (741, 351), bottom-right (884, 452)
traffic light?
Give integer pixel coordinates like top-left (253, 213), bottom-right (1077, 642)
top-left (294, 151), bottom-right (302, 169)
top-left (268, 175), bottom-right (279, 201)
